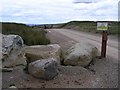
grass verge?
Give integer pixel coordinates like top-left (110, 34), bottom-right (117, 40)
top-left (1, 22), bottom-right (50, 46)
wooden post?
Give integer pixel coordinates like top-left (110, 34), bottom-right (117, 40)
top-left (101, 31), bottom-right (108, 58)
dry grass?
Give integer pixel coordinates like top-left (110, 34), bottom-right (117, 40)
top-left (59, 21), bottom-right (119, 35)
top-left (1, 22), bottom-right (50, 45)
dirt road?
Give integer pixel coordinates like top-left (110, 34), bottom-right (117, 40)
top-left (46, 29), bottom-right (118, 88)
top-left (47, 29), bottom-right (118, 61)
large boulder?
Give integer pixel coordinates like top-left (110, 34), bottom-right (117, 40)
top-left (2, 34), bottom-right (27, 68)
top-left (2, 35), bottom-right (23, 55)
top-left (23, 44), bottom-right (61, 65)
top-left (63, 42), bottom-right (98, 67)
top-left (28, 58), bottom-right (59, 80)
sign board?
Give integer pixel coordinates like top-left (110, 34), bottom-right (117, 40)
top-left (97, 22), bottom-right (108, 30)
top-left (97, 22), bottom-right (108, 58)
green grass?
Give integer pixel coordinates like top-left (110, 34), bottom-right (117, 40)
top-left (1, 22), bottom-right (50, 46)
top-left (59, 21), bottom-right (119, 35)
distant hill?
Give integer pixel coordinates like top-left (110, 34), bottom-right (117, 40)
top-left (54, 21), bottom-right (119, 35)
top-left (1, 21), bottom-right (119, 35)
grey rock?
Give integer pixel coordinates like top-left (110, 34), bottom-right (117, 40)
top-left (63, 42), bottom-right (98, 67)
top-left (2, 35), bottom-right (23, 55)
top-left (2, 34), bottom-right (27, 68)
top-left (28, 58), bottom-right (59, 80)
top-left (23, 44), bottom-right (61, 65)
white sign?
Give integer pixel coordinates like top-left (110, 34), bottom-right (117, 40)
top-left (97, 22), bottom-right (108, 30)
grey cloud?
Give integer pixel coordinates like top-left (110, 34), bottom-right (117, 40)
top-left (1, 0), bottom-right (118, 24)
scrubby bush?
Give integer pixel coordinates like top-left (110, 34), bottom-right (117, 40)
top-left (1, 22), bottom-right (50, 45)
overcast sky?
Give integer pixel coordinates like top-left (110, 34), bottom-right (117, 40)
top-left (0, 0), bottom-right (119, 24)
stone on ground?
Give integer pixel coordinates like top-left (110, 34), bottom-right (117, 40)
top-left (1, 67), bottom-right (13, 72)
top-left (63, 42), bottom-right (98, 67)
top-left (28, 58), bottom-right (59, 80)
top-left (9, 85), bottom-right (18, 90)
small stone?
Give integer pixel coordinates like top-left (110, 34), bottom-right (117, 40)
top-left (9, 85), bottom-right (18, 89)
top-left (1, 67), bottom-right (13, 72)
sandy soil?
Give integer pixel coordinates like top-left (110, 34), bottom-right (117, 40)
top-left (2, 29), bottom-right (118, 89)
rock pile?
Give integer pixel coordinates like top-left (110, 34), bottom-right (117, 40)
top-left (2, 34), bottom-right (98, 80)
